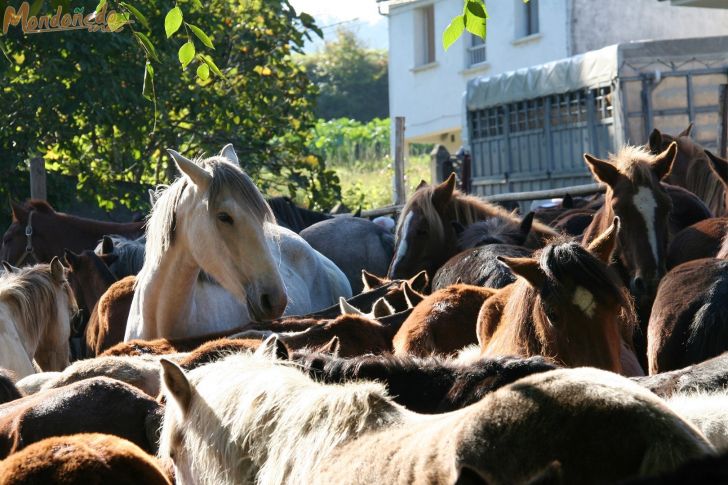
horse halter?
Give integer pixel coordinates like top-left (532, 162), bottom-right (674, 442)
top-left (13, 210), bottom-right (39, 267)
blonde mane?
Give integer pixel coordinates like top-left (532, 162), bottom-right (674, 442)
top-left (397, 187), bottom-right (555, 244)
top-left (160, 353), bottom-right (403, 485)
top-left (608, 145), bottom-right (662, 186)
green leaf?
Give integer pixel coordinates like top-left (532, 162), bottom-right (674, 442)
top-left (95, 0), bottom-right (107, 14)
top-left (442, 14), bottom-right (465, 51)
top-left (107, 11), bottom-right (130, 32)
top-left (187, 24), bottom-right (214, 49)
top-left (142, 62), bottom-right (154, 101)
top-left (201, 54), bottom-right (224, 78)
top-left (196, 63), bottom-right (210, 81)
top-left (178, 41), bottom-right (195, 69)
top-left (120, 2), bottom-right (149, 30)
top-left (466, 0), bottom-right (488, 19)
top-left (464, 9), bottom-right (486, 38)
top-left (133, 32), bottom-right (160, 62)
top-left (165, 6), bottom-right (183, 38)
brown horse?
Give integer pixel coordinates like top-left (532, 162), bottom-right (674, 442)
top-left (633, 352), bottom-right (728, 398)
top-left (478, 219), bottom-right (641, 375)
top-left (388, 173), bottom-right (557, 280)
top-left (392, 284), bottom-right (495, 357)
top-left (0, 377), bottom-right (162, 458)
top-left (647, 258), bottom-right (728, 374)
top-left (649, 123), bottom-right (726, 216)
top-left (85, 275), bottom-right (136, 356)
top-left (432, 243), bottom-right (532, 290)
top-left (0, 200), bottom-right (144, 267)
top-left (454, 211), bottom-right (534, 250)
top-left (666, 217), bottom-right (728, 270)
top-left (0, 433), bottom-right (172, 484)
top-left (0, 370), bottom-right (21, 405)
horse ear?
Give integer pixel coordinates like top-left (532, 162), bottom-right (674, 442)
top-left (63, 249), bottom-right (79, 268)
top-left (101, 236), bottom-right (114, 255)
top-left (652, 141), bottom-right (678, 181)
top-left (148, 189), bottom-right (157, 207)
top-left (319, 336), bottom-right (340, 357)
top-left (50, 257), bottom-right (65, 283)
top-left (255, 335), bottom-right (290, 360)
top-left (407, 270), bottom-right (429, 293)
top-left (451, 221), bottom-right (466, 236)
top-left (160, 359), bottom-right (192, 414)
top-left (2, 261), bottom-right (17, 273)
top-left (584, 154), bottom-right (620, 187)
top-left (219, 143), bottom-right (240, 166)
top-left (99, 253), bottom-right (119, 267)
top-left (10, 201), bottom-right (27, 223)
top-left (167, 149), bottom-right (211, 191)
top-left (519, 212), bottom-right (535, 241)
top-left (587, 217), bottom-right (620, 264)
top-left (648, 128), bottom-right (663, 154)
top-left (678, 122), bottom-right (694, 138)
top-left (706, 150), bottom-right (728, 186)
top-left (361, 270), bottom-right (387, 291)
top-left (339, 297), bottom-right (363, 316)
top-left (432, 173), bottom-right (456, 210)
top-left (353, 207), bottom-right (362, 218)
top-left (402, 281), bottom-right (423, 308)
top-left (562, 193), bottom-right (573, 209)
top-left (372, 297), bottom-right (394, 318)
top-left (455, 277), bottom-right (464, 285)
top-left (416, 180), bottom-right (428, 190)
top-left (498, 256), bottom-right (545, 288)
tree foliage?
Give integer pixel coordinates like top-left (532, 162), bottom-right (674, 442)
top-left (0, 0), bottom-right (341, 217)
top-left (444, 0), bottom-right (529, 50)
top-left (297, 28), bottom-right (388, 122)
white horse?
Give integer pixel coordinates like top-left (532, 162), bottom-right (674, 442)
top-left (668, 391), bottom-right (728, 452)
top-left (159, 338), bottom-right (712, 485)
top-left (0, 258), bottom-right (77, 378)
top-left (125, 144), bottom-right (351, 341)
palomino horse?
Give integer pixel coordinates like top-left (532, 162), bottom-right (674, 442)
top-left (125, 144), bottom-right (351, 341)
top-left (582, 143), bottom-right (678, 328)
top-left (159, 340), bottom-right (712, 484)
top-left (0, 200), bottom-right (143, 267)
top-left (0, 433), bottom-right (172, 484)
top-left (0, 258), bottom-right (77, 378)
top-left (388, 173), bottom-right (556, 280)
top-left (478, 219), bottom-right (642, 375)
top-left (647, 257), bottom-right (728, 374)
top-left (648, 123), bottom-right (727, 216)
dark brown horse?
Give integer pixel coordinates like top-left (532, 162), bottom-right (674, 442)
top-left (0, 433), bottom-right (172, 484)
top-left (647, 258), bottom-right (728, 374)
top-left (0, 370), bottom-right (21, 405)
top-left (648, 123), bottom-right (726, 216)
top-left (478, 219), bottom-right (642, 375)
top-left (453, 211), bottom-right (534, 250)
top-left (0, 200), bottom-right (144, 267)
top-left (666, 217), bottom-right (728, 270)
top-left (432, 243), bottom-right (532, 290)
top-left (633, 352), bottom-right (728, 398)
top-left (392, 284), bottom-right (496, 357)
top-left (388, 174), bottom-right (556, 280)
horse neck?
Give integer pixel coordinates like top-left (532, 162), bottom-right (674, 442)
top-left (582, 199), bottom-right (614, 246)
top-left (79, 266), bottom-right (117, 313)
top-left (34, 308), bottom-right (71, 371)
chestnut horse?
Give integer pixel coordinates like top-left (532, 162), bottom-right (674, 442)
top-left (666, 217), bottom-right (728, 270)
top-left (0, 433), bottom-right (172, 484)
top-left (648, 123), bottom-right (727, 216)
top-left (647, 258), bottom-right (728, 374)
top-left (388, 173), bottom-right (556, 280)
top-left (392, 284), bottom-right (495, 357)
top-left (0, 200), bottom-right (144, 267)
top-left (478, 219), bottom-right (642, 375)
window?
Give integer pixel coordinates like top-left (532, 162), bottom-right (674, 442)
top-left (467, 34), bottom-right (487, 67)
top-left (414, 5), bottom-right (435, 66)
top-left (515, 0), bottom-right (539, 39)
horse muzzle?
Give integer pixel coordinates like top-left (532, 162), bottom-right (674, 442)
top-left (246, 286), bottom-right (287, 322)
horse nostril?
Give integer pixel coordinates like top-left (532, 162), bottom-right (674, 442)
top-left (631, 277), bottom-right (646, 293)
top-left (260, 294), bottom-right (273, 314)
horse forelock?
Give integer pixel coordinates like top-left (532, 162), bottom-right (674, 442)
top-left (608, 145), bottom-right (663, 189)
top-left (165, 353), bottom-right (398, 485)
top-left (142, 156), bottom-right (274, 275)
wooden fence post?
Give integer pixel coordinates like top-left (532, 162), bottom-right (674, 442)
top-left (29, 157), bottom-right (47, 201)
top-left (393, 116), bottom-right (406, 206)
top-left (718, 84), bottom-right (728, 158)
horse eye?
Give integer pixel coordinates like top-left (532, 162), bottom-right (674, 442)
top-left (217, 212), bottom-right (234, 225)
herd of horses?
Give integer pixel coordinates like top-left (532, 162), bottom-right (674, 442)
top-left (2, 126), bottom-right (728, 482)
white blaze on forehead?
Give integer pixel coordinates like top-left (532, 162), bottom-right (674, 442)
top-left (633, 186), bottom-right (659, 263)
top-left (392, 211), bottom-right (413, 267)
top-left (572, 286), bottom-right (596, 318)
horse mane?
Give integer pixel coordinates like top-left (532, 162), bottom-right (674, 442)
top-left (143, 156), bottom-right (274, 274)
top-left (458, 216), bottom-right (520, 250)
top-left (96, 235), bottom-right (146, 278)
top-left (398, 187), bottom-right (555, 245)
top-left (490, 239), bottom-right (635, 363)
top-left (718, 231), bottom-right (728, 260)
top-left (0, 264), bottom-right (73, 342)
top-left (167, 353), bottom-right (399, 485)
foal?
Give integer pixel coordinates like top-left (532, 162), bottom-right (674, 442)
top-left (0, 258), bottom-right (77, 377)
top-left (478, 219), bottom-right (641, 375)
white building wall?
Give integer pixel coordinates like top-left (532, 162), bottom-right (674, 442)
top-left (388, 0), bottom-right (568, 152)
